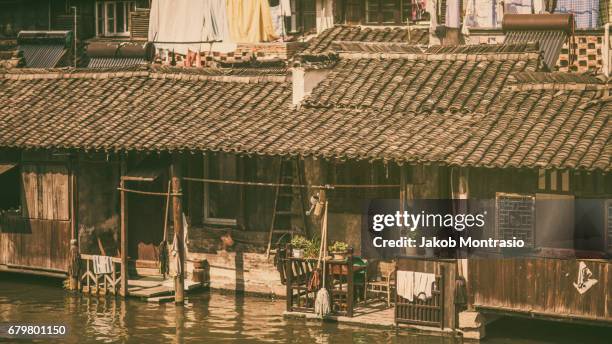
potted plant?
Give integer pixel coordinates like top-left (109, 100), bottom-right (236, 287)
top-left (329, 241), bottom-right (349, 260)
top-left (290, 235), bottom-right (310, 259)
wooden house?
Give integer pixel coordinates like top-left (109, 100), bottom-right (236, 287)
top-left (0, 3), bottom-right (610, 337)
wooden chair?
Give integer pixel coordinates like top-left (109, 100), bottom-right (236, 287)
top-left (365, 260), bottom-right (396, 307)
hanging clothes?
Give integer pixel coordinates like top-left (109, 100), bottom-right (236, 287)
top-left (396, 271), bottom-right (415, 302)
top-left (226, 0), bottom-right (278, 43)
top-left (149, 0), bottom-right (236, 56)
top-left (280, 0), bottom-right (292, 16)
top-left (202, 0), bottom-right (232, 42)
top-left (170, 233), bottom-right (182, 277)
top-left (445, 0), bottom-right (461, 28)
top-left (92, 255), bottom-right (113, 275)
top-left (463, 0), bottom-right (499, 28)
top-left (533, 0), bottom-right (547, 14)
top-left (414, 272), bottom-right (436, 300)
top-left (270, 5), bottom-right (286, 37)
top-left (427, 0), bottom-right (438, 32)
top-left (504, 0), bottom-right (533, 14)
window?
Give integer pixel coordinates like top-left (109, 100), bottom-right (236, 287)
top-left (538, 169), bottom-right (571, 193)
top-left (364, 0), bottom-right (426, 25)
top-left (0, 163), bottom-right (20, 212)
top-left (289, 0), bottom-right (317, 34)
top-left (203, 154), bottom-right (240, 226)
top-left (95, 1), bottom-right (135, 36)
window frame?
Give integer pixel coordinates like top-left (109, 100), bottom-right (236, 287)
top-left (203, 155), bottom-right (240, 226)
top-left (538, 169), bottom-right (571, 194)
top-left (363, 0), bottom-right (417, 25)
top-left (289, 0), bottom-right (317, 34)
top-left (95, 1), bottom-right (135, 37)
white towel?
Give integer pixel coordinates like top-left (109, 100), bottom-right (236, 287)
top-left (92, 255), bottom-right (112, 275)
top-left (414, 272), bottom-right (436, 300)
top-left (396, 271), bottom-right (415, 302)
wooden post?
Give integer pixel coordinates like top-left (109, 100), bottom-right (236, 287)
top-left (346, 247), bottom-right (354, 317)
top-left (285, 245), bottom-right (292, 312)
top-left (120, 157), bottom-right (128, 297)
top-left (68, 157), bottom-right (79, 291)
top-left (171, 153), bottom-right (185, 304)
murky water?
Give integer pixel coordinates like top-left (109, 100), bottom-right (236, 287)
top-left (0, 274), bottom-right (610, 343)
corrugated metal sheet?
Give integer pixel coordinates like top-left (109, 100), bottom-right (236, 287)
top-left (505, 30), bottom-right (567, 70)
top-left (87, 57), bottom-right (148, 68)
top-left (19, 44), bottom-right (67, 68)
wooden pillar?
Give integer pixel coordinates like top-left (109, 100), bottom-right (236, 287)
top-left (120, 156), bottom-right (128, 297)
top-left (68, 157), bottom-right (79, 291)
top-left (171, 153), bottom-right (185, 304)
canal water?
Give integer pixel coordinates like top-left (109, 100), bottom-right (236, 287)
top-left (0, 274), bottom-right (610, 343)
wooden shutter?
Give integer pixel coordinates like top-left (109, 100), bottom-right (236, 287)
top-left (21, 164), bottom-right (69, 220)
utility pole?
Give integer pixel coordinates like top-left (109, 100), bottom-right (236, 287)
top-left (171, 153), bottom-right (185, 304)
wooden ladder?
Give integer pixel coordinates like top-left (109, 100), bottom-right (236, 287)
top-left (266, 158), bottom-right (307, 258)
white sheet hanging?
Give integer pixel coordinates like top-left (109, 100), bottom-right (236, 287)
top-left (445, 0), bottom-right (461, 28)
top-left (464, 0), bottom-right (499, 28)
top-left (149, 0), bottom-right (236, 55)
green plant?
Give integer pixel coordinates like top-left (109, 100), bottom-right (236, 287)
top-left (304, 236), bottom-right (320, 259)
top-left (291, 235), bottom-right (311, 250)
top-left (329, 241), bottom-right (348, 253)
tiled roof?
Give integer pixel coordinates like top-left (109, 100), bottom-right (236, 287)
top-left (0, 52), bottom-right (609, 171)
top-left (302, 25), bottom-right (429, 56)
top-left (0, 70), bottom-right (291, 152)
top-left (303, 49), bottom-right (541, 114)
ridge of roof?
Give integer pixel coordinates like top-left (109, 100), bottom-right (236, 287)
top-left (0, 66), bottom-right (290, 83)
top-left (337, 50), bottom-right (542, 61)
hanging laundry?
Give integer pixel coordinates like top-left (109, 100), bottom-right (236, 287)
top-left (280, 0), bottom-right (292, 16)
top-left (270, 5), bottom-right (286, 37)
top-left (92, 255), bottom-right (113, 275)
top-left (148, 0), bottom-right (236, 56)
top-left (556, 0), bottom-right (600, 29)
top-left (464, 0), bottom-right (500, 28)
top-left (414, 272), bottom-right (436, 301)
top-left (226, 0), bottom-right (278, 43)
top-left (202, 0), bottom-right (232, 42)
top-left (396, 271), bottom-right (415, 302)
top-left (533, 0), bottom-right (547, 14)
top-left (504, 0), bottom-right (533, 15)
top-left (445, 0), bottom-right (461, 28)
top-left (426, 0), bottom-right (438, 32)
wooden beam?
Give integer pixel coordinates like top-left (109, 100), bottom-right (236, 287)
top-left (171, 153), bottom-right (185, 304)
top-left (120, 156), bottom-right (128, 297)
top-left (68, 157), bottom-right (79, 291)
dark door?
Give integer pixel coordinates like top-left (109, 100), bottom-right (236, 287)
top-left (127, 177), bottom-right (166, 262)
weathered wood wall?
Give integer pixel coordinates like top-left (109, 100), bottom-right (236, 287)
top-left (469, 257), bottom-right (611, 322)
top-left (0, 214), bottom-right (71, 272)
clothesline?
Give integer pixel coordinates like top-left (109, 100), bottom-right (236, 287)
top-left (151, 40), bottom-right (222, 44)
top-left (183, 177), bottom-right (400, 189)
top-left (117, 187), bottom-right (182, 197)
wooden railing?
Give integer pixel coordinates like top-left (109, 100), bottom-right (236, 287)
top-left (395, 267), bottom-right (444, 328)
top-left (394, 257), bottom-right (457, 329)
top-left (79, 254), bottom-right (122, 296)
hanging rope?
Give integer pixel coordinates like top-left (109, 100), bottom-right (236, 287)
top-left (182, 176), bottom-right (399, 189)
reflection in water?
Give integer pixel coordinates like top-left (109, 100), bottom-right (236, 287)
top-left (0, 274), bottom-right (610, 343)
